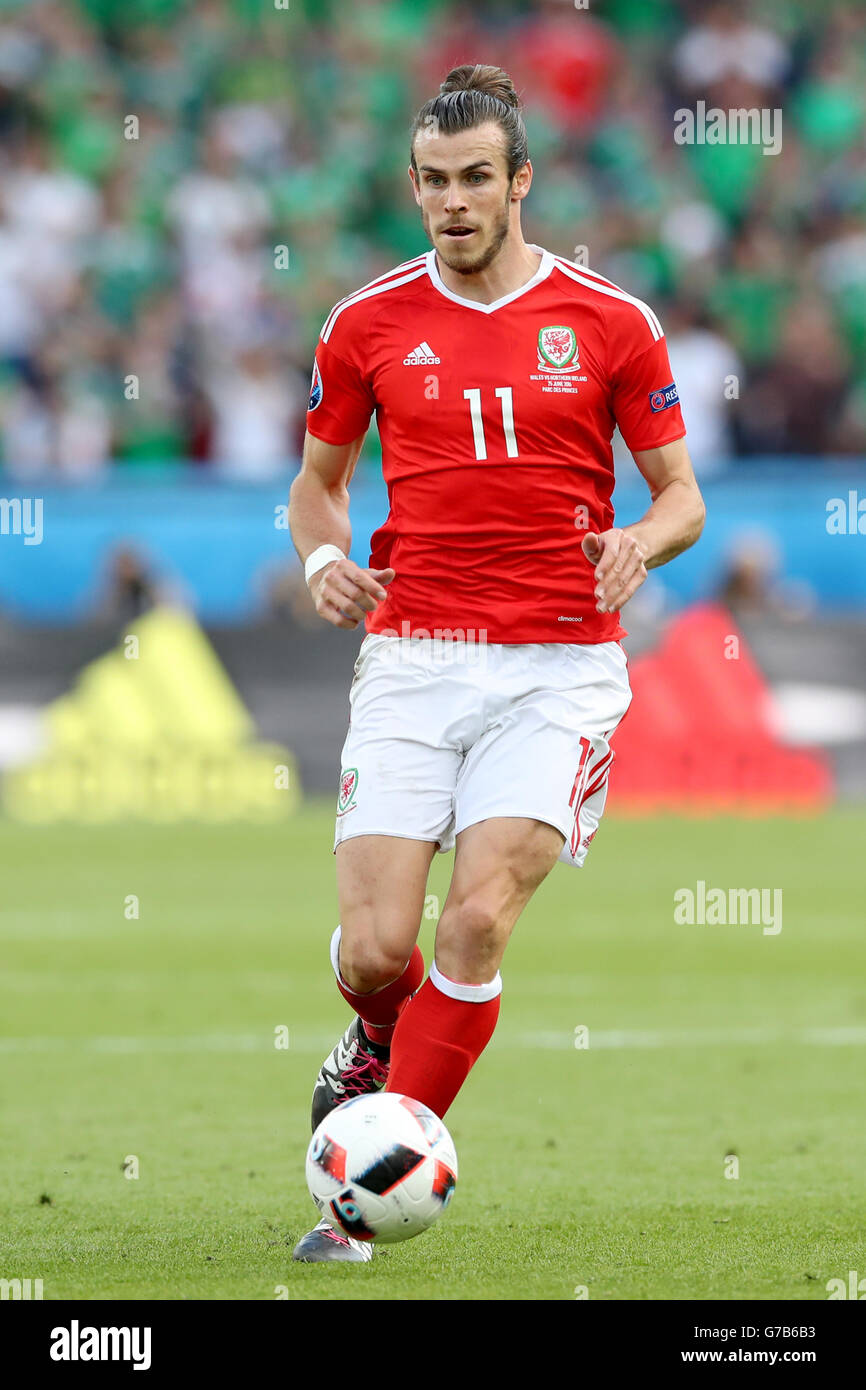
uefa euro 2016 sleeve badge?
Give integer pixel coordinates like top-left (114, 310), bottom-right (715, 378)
top-left (309, 357), bottom-right (323, 411)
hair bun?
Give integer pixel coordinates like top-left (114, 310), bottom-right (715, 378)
top-left (439, 64), bottom-right (521, 110)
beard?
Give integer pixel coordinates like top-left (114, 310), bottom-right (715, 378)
top-left (423, 197), bottom-right (512, 276)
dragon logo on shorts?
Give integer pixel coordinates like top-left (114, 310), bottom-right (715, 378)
top-left (337, 767), bottom-right (359, 815)
top-left (538, 325), bottom-right (579, 371)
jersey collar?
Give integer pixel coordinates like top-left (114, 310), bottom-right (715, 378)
top-left (425, 243), bottom-right (554, 314)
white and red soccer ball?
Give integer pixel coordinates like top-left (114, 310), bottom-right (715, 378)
top-left (305, 1093), bottom-right (458, 1244)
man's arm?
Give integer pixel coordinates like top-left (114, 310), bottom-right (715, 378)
top-left (582, 436), bottom-right (706, 614)
top-left (288, 430), bottom-right (395, 630)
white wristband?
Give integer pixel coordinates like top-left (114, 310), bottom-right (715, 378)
top-left (304, 544), bottom-right (346, 586)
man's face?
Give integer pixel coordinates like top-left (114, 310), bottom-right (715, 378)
top-left (410, 121), bottom-right (529, 276)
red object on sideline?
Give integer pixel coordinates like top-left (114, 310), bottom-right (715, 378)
top-left (608, 603), bottom-right (833, 812)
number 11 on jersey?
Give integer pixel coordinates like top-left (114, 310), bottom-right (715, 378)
top-left (463, 387), bottom-right (519, 461)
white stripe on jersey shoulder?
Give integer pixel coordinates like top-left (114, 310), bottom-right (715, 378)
top-left (321, 256), bottom-right (428, 342)
top-left (575, 262), bottom-right (665, 338)
top-left (553, 256), bottom-right (663, 340)
top-left (322, 253), bottom-right (427, 327)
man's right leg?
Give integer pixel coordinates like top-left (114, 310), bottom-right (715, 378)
top-left (335, 830), bottom-right (438, 1015)
top-left (311, 832), bottom-right (437, 1121)
top-left (293, 832), bottom-right (437, 1263)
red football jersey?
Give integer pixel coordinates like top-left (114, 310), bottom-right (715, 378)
top-left (306, 245), bottom-right (686, 644)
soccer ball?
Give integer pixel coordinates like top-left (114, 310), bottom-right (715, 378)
top-left (305, 1092), bottom-right (458, 1244)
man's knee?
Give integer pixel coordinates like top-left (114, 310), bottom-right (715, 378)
top-left (338, 929), bottom-right (413, 995)
top-left (436, 895), bottom-right (505, 976)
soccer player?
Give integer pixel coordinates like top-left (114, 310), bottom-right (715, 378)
top-left (289, 64), bottom-right (705, 1261)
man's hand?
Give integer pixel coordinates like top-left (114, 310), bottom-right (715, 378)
top-left (310, 558), bottom-right (395, 630)
top-left (582, 529), bottom-right (648, 614)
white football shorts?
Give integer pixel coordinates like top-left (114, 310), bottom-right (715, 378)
top-left (333, 634), bottom-right (632, 868)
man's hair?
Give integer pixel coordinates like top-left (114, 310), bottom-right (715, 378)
top-left (410, 64), bottom-right (529, 181)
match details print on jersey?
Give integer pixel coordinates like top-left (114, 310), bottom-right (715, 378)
top-left (306, 246), bottom-right (686, 645)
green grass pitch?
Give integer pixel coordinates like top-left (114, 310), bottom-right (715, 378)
top-left (2, 805), bottom-right (865, 1301)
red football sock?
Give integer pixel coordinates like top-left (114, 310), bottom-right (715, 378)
top-left (330, 926), bottom-right (424, 1046)
top-left (385, 962), bottom-right (502, 1117)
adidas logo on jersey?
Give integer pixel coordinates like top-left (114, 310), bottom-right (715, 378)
top-left (403, 341), bottom-right (441, 365)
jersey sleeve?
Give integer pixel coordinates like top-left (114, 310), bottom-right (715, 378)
top-left (305, 325), bottom-right (376, 446)
top-left (610, 333), bottom-right (686, 454)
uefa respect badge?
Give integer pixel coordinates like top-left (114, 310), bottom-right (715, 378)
top-left (648, 382), bottom-right (679, 412)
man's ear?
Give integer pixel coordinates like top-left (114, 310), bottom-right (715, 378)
top-left (510, 159), bottom-right (533, 203)
top-left (408, 165), bottom-right (422, 206)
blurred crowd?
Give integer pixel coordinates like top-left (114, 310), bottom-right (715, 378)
top-left (0, 0), bottom-right (864, 482)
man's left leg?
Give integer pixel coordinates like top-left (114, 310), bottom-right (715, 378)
top-left (385, 816), bottom-right (564, 1118)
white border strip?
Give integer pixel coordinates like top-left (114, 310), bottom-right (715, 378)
top-left (2, 1024), bottom-right (865, 1054)
top-left (329, 923), bottom-right (343, 982)
top-left (430, 960), bottom-right (502, 1002)
top-left (426, 246), bottom-right (555, 315)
